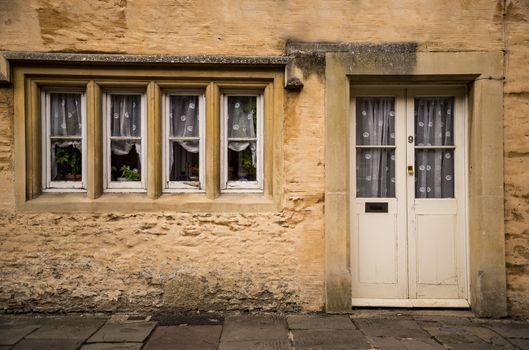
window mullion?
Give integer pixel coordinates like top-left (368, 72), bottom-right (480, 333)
top-left (205, 82), bottom-right (220, 199)
top-left (147, 81), bottom-right (162, 198)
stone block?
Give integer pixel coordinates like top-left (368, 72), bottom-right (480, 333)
top-left (354, 318), bottom-right (430, 339)
top-left (220, 315), bottom-right (288, 342)
top-left (486, 322), bottom-right (529, 339)
top-left (0, 325), bottom-right (39, 345)
top-left (287, 314), bottom-right (356, 330)
top-left (218, 339), bottom-right (291, 350)
top-left (292, 329), bottom-right (370, 349)
top-left (423, 326), bottom-right (486, 344)
top-left (510, 338), bottom-right (529, 350)
top-left (26, 317), bottom-right (106, 340)
top-left (143, 325), bottom-right (222, 350)
top-left (12, 339), bottom-right (82, 350)
top-left (87, 321), bottom-right (156, 343)
top-left (81, 343), bottom-right (143, 350)
top-left (368, 336), bottom-right (445, 350)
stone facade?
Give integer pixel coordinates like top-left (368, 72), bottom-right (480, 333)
top-left (0, 0), bottom-right (527, 315)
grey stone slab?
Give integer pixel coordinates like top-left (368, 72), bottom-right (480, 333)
top-left (354, 318), bottom-right (430, 339)
top-left (26, 317), bottom-right (106, 340)
top-left (424, 326), bottom-right (486, 344)
top-left (448, 344), bottom-right (517, 350)
top-left (221, 315), bottom-right (288, 342)
top-left (143, 325), bottom-right (222, 350)
top-left (487, 322), bottom-right (529, 339)
top-left (292, 329), bottom-right (371, 349)
top-left (81, 343), bottom-right (143, 350)
top-left (414, 315), bottom-right (474, 327)
top-left (0, 325), bottom-right (39, 345)
top-left (12, 339), bottom-right (82, 350)
top-left (368, 336), bottom-right (445, 350)
top-left (87, 321), bottom-right (156, 343)
top-left (218, 339), bottom-right (291, 350)
top-left (287, 315), bottom-right (356, 330)
top-left (510, 338), bottom-right (529, 350)
top-left (0, 346), bottom-right (12, 350)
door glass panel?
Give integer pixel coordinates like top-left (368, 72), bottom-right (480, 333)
top-left (356, 97), bottom-right (395, 145)
top-left (415, 97), bottom-right (454, 146)
top-left (415, 149), bottom-right (454, 198)
top-left (356, 148), bottom-right (396, 198)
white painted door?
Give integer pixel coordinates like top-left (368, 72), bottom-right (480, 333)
top-left (350, 86), bottom-right (468, 306)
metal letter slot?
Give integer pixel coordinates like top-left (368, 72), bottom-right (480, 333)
top-left (365, 202), bottom-right (388, 213)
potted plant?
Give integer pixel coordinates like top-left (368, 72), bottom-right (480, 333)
top-left (55, 145), bottom-right (81, 181)
top-left (117, 165), bottom-right (141, 181)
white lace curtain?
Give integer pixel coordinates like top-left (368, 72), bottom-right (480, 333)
top-left (415, 97), bottom-right (454, 198)
top-left (356, 97), bottom-right (396, 197)
top-left (168, 96), bottom-right (200, 175)
top-left (227, 96), bottom-right (257, 166)
top-left (50, 93), bottom-right (82, 180)
top-left (110, 95), bottom-right (141, 156)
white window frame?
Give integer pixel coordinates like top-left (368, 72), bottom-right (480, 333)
top-left (162, 90), bottom-right (206, 192)
top-left (220, 91), bottom-right (264, 192)
top-left (41, 88), bottom-right (87, 192)
top-left (103, 90), bottom-right (147, 192)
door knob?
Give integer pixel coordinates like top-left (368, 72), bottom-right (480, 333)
top-left (407, 165), bottom-right (414, 176)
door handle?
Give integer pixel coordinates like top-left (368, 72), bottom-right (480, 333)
top-left (407, 165), bottom-right (414, 176)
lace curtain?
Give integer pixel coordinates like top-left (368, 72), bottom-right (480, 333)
top-left (356, 97), bottom-right (396, 197)
top-left (227, 96), bottom-right (257, 166)
top-left (414, 97), bottom-right (455, 198)
top-left (169, 96), bottom-right (200, 173)
top-left (110, 95), bottom-right (141, 156)
top-left (49, 93), bottom-right (82, 180)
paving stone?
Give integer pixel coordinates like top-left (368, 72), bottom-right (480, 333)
top-left (287, 315), bottom-right (356, 330)
top-left (80, 343), bottom-right (143, 350)
top-left (218, 339), bottom-right (292, 350)
top-left (414, 315), bottom-right (474, 327)
top-left (143, 325), bottom-right (222, 350)
top-left (0, 325), bottom-right (39, 345)
top-left (354, 318), bottom-right (430, 339)
top-left (424, 325), bottom-right (486, 344)
top-left (26, 317), bottom-right (106, 340)
top-left (221, 315), bottom-right (288, 342)
top-left (0, 346), bottom-right (12, 350)
top-left (368, 336), bottom-right (445, 349)
top-left (510, 338), bottom-right (529, 350)
top-left (87, 321), bottom-right (156, 343)
top-left (486, 322), bottom-right (529, 339)
top-left (447, 344), bottom-right (517, 350)
top-left (12, 338), bottom-right (82, 350)
top-left (292, 329), bottom-right (371, 349)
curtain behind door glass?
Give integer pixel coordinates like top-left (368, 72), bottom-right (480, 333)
top-left (356, 97), bottom-right (396, 197)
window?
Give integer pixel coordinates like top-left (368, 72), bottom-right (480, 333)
top-left (163, 91), bottom-right (205, 192)
top-left (41, 89), bottom-right (86, 191)
top-left (221, 93), bottom-right (263, 191)
top-left (17, 66), bottom-right (283, 212)
top-left (104, 91), bottom-right (147, 191)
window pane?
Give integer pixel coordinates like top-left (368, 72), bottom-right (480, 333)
top-left (228, 96), bottom-right (256, 139)
top-left (51, 142), bottom-right (82, 181)
top-left (415, 97), bottom-right (454, 146)
top-left (415, 149), bottom-right (454, 198)
top-left (110, 141), bottom-right (141, 181)
top-left (228, 141), bottom-right (256, 181)
top-left (50, 93), bottom-right (82, 137)
top-left (356, 97), bottom-right (395, 146)
top-left (356, 148), bottom-right (395, 198)
top-left (169, 141), bottom-right (200, 187)
top-left (169, 96), bottom-right (199, 138)
top-left (110, 95), bottom-right (141, 137)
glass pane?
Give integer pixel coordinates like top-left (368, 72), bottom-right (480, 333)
top-left (415, 97), bottom-right (454, 146)
top-left (50, 93), bottom-right (82, 137)
top-left (169, 96), bottom-right (199, 138)
top-left (169, 141), bottom-right (200, 187)
top-left (228, 141), bottom-right (256, 181)
top-left (51, 142), bottom-right (82, 181)
top-left (110, 95), bottom-right (141, 137)
top-left (228, 96), bottom-right (256, 139)
top-left (415, 149), bottom-right (454, 198)
top-left (110, 141), bottom-right (141, 182)
top-left (356, 148), bottom-right (395, 198)
top-left (356, 97), bottom-right (395, 146)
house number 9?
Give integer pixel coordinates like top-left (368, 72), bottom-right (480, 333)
top-left (408, 136), bottom-right (414, 143)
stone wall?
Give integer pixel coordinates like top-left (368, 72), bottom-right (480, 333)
top-left (0, 0), bottom-right (527, 315)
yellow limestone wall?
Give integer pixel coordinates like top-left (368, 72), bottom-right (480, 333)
top-left (0, 0), bottom-right (527, 315)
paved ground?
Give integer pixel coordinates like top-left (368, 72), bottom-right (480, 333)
top-left (1, 310), bottom-right (528, 349)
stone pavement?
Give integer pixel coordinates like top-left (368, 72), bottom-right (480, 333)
top-left (1, 310), bottom-right (528, 349)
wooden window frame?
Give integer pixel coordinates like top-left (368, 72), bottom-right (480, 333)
top-left (41, 88), bottom-right (87, 192)
top-left (14, 66), bottom-right (284, 213)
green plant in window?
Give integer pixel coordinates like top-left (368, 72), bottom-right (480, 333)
top-left (55, 145), bottom-right (81, 180)
top-left (119, 165), bottom-right (141, 181)
top-left (242, 99), bottom-right (257, 115)
top-left (241, 150), bottom-right (255, 173)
